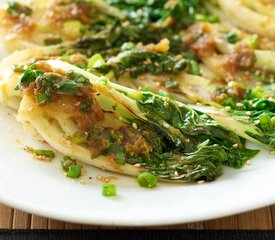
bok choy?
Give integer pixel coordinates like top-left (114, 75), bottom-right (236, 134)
top-left (16, 60), bottom-right (258, 183)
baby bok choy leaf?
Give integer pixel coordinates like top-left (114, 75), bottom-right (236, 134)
top-left (197, 85), bottom-right (275, 150)
top-left (16, 60), bottom-right (259, 183)
top-left (194, 106), bottom-right (275, 150)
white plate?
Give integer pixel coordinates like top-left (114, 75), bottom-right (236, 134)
top-left (1, 41), bottom-right (275, 228)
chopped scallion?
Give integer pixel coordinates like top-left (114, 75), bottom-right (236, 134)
top-left (44, 37), bottom-right (63, 46)
top-left (195, 14), bottom-right (220, 23)
top-left (188, 60), bottom-right (201, 76)
top-left (224, 32), bottom-right (239, 44)
top-left (242, 35), bottom-right (259, 49)
top-left (137, 172), bottom-right (157, 188)
top-left (165, 78), bottom-right (178, 89)
top-left (97, 76), bottom-right (110, 86)
top-left (102, 184), bottom-right (117, 197)
top-left (115, 147), bottom-right (126, 165)
top-left (72, 132), bottom-right (89, 145)
top-left (88, 54), bottom-right (105, 70)
top-left (67, 165), bottom-right (81, 178)
top-left (34, 149), bottom-right (55, 159)
top-left (35, 93), bottom-right (50, 105)
top-left (61, 156), bottom-right (76, 172)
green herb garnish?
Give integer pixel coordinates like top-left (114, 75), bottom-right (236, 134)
top-left (67, 165), bottom-right (81, 178)
top-left (7, 0), bottom-right (32, 16)
top-left (102, 184), bottom-right (117, 197)
top-left (61, 156), bottom-right (77, 172)
top-left (44, 37), bottom-right (63, 46)
top-left (137, 172), bottom-right (157, 188)
top-left (34, 149), bottom-right (55, 159)
top-left (224, 32), bottom-right (239, 44)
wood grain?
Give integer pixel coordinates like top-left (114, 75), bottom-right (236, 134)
top-left (204, 215), bottom-right (238, 230)
top-left (65, 222), bottom-right (82, 230)
top-left (1, 203), bottom-right (275, 229)
top-left (237, 211), bottom-right (256, 229)
top-left (0, 205), bottom-right (13, 228)
top-left (48, 219), bottom-right (66, 229)
top-left (253, 207), bottom-right (273, 230)
top-left (12, 210), bottom-right (31, 229)
top-left (31, 215), bottom-right (48, 229)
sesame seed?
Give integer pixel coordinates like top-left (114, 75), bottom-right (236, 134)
top-left (255, 120), bottom-right (260, 125)
top-left (174, 171), bottom-right (179, 176)
top-left (132, 122), bottom-right (138, 130)
top-left (175, 55), bottom-right (183, 61)
top-left (164, 102), bottom-right (169, 109)
top-left (236, 103), bottom-right (243, 107)
top-left (228, 81), bottom-right (234, 87)
top-left (119, 116), bottom-right (123, 121)
top-left (246, 160), bottom-right (252, 165)
top-left (104, 178), bottom-right (110, 183)
top-left (249, 100), bottom-right (253, 105)
top-left (34, 155), bottom-right (51, 162)
top-left (225, 106), bottom-right (231, 110)
top-left (271, 151), bottom-right (275, 155)
top-left (137, 9), bottom-right (142, 16)
top-left (27, 107), bottom-right (33, 112)
top-left (246, 111), bottom-right (252, 116)
top-left (197, 180), bottom-right (205, 184)
top-left (79, 180), bottom-right (85, 185)
top-left (64, 160), bottom-right (73, 167)
top-left (134, 163), bottom-right (141, 168)
top-left (63, 133), bottom-right (70, 140)
top-left (256, 82), bottom-right (263, 87)
top-left (24, 146), bottom-right (34, 154)
top-left (97, 175), bottom-right (103, 180)
top-left (122, 21), bottom-right (130, 27)
top-left (75, 102), bottom-right (81, 107)
top-left (81, 169), bottom-right (87, 176)
top-left (163, 123), bottom-right (170, 128)
top-left (233, 143), bottom-right (239, 148)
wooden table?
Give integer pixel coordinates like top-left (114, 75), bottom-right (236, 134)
top-left (0, 204), bottom-right (274, 229)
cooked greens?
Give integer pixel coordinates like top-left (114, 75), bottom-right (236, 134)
top-left (94, 48), bottom-right (189, 79)
top-left (2, 0), bottom-right (275, 186)
top-left (203, 85), bottom-right (275, 150)
top-left (15, 62), bottom-right (259, 182)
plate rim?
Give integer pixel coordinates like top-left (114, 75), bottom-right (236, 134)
top-left (0, 188), bottom-right (274, 226)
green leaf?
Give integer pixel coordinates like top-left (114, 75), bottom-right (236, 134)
top-left (224, 32), bottom-right (239, 44)
top-left (7, 0), bottom-right (32, 16)
top-left (15, 69), bottom-right (44, 90)
top-left (58, 80), bottom-right (79, 94)
top-left (44, 37), bottom-right (63, 46)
